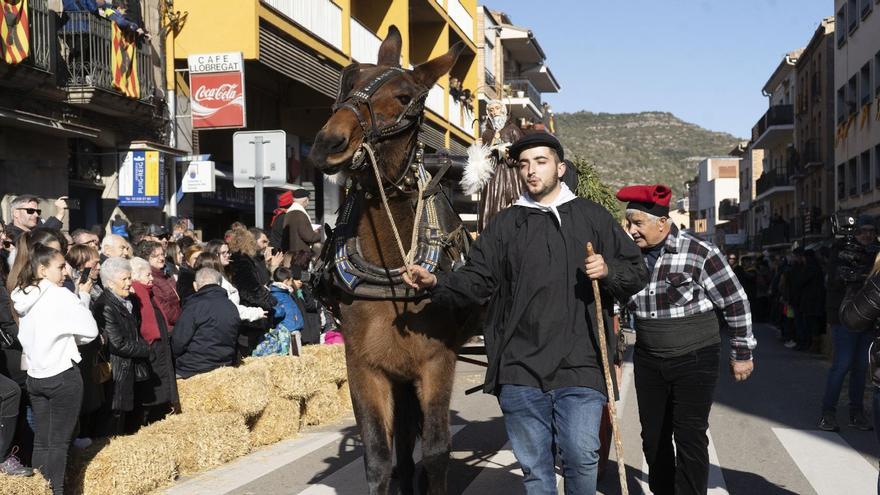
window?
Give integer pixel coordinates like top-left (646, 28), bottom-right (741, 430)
top-left (837, 6), bottom-right (848, 46)
top-left (850, 158), bottom-right (859, 196)
top-left (861, 63), bottom-right (872, 105)
top-left (838, 163), bottom-right (846, 198)
top-left (862, 0), bottom-right (873, 17)
top-left (848, 75), bottom-right (858, 115)
top-left (862, 151), bottom-right (871, 192)
top-left (837, 85), bottom-right (847, 123)
top-left (849, 0), bottom-right (860, 32)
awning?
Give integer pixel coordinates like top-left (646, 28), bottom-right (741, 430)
top-left (0, 107), bottom-right (100, 139)
top-left (522, 64), bottom-right (560, 93)
top-left (259, 24), bottom-right (341, 98)
top-left (497, 25), bottom-right (545, 64)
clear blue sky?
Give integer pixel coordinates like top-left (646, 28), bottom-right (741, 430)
top-left (492, 0), bottom-right (832, 138)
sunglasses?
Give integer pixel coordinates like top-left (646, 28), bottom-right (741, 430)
top-left (16, 208), bottom-right (41, 215)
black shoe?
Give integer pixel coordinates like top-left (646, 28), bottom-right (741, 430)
top-left (818, 412), bottom-right (840, 432)
top-left (849, 411), bottom-right (874, 431)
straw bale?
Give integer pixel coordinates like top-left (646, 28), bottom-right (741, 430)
top-left (245, 355), bottom-right (324, 400)
top-left (0, 471), bottom-right (52, 495)
top-left (139, 412), bottom-right (250, 475)
top-left (300, 344), bottom-right (348, 384)
top-left (302, 382), bottom-right (343, 426)
top-left (176, 364), bottom-right (270, 419)
top-left (249, 397), bottom-right (303, 448)
top-left (337, 380), bottom-right (353, 411)
top-left (73, 434), bottom-right (177, 495)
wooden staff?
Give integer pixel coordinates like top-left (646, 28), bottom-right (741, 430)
top-left (586, 242), bottom-right (628, 495)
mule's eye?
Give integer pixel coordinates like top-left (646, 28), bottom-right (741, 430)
top-left (396, 94), bottom-right (412, 105)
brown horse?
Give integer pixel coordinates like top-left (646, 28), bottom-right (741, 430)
top-left (308, 27), bottom-right (474, 495)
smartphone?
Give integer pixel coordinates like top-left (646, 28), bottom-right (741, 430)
top-left (79, 267), bottom-right (91, 285)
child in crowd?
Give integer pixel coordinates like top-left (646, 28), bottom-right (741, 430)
top-left (270, 267), bottom-right (304, 334)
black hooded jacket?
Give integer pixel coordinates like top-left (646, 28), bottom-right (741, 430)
top-left (172, 284), bottom-right (242, 379)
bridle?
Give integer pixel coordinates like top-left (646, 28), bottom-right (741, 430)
top-left (331, 64), bottom-right (429, 192)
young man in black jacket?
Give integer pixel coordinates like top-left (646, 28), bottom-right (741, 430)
top-left (407, 133), bottom-right (648, 494)
top-left (172, 268), bottom-right (241, 378)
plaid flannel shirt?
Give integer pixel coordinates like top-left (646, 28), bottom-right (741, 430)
top-left (625, 225), bottom-right (756, 361)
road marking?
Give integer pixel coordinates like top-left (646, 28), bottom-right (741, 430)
top-left (165, 431), bottom-right (345, 495)
top-left (298, 425), bottom-right (467, 494)
top-left (637, 430), bottom-right (728, 494)
top-left (772, 427), bottom-right (877, 495)
top-left (460, 441), bottom-right (522, 495)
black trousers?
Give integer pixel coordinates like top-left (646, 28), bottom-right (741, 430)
top-left (0, 372), bottom-right (21, 457)
top-left (634, 343), bottom-right (720, 495)
top-left (27, 367), bottom-right (83, 495)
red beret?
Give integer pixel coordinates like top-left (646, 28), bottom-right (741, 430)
top-left (616, 184), bottom-right (672, 216)
top-left (278, 191), bottom-right (294, 208)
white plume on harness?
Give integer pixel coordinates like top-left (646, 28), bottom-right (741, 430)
top-left (460, 141), bottom-right (494, 195)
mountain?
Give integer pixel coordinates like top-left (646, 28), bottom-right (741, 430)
top-left (554, 111), bottom-right (744, 201)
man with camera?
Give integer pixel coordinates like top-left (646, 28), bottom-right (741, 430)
top-left (819, 214), bottom-right (878, 432)
top-left (6, 196), bottom-right (67, 243)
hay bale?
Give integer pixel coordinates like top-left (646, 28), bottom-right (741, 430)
top-left (139, 412), bottom-right (250, 475)
top-left (66, 438), bottom-right (111, 495)
top-left (245, 355), bottom-right (324, 400)
top-left (301, 344), bottom-right (348, 384)
top-left (0, 471), bottom-right (52, 495)
top-left (337, 380), bottom-right (353, 411)
top-left (249, 397), bottom-right (302, 448)
top-left (176, 364), bottom-right (270, 419)
top-left (74, 434), bottom-right (177, 495)
top-left (302, 382), bottom-right (342, 426)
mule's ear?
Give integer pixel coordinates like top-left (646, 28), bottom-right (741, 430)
top-left (412, 42), bottom-right (465, 88)
top-left (377, 25), bottom-right (402, 67)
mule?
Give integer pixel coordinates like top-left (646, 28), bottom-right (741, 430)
top-left (308, 26), bottom-right (476, 495)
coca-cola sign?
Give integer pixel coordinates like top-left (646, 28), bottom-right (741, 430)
top-left (188, 52), bottom-right (246, 129)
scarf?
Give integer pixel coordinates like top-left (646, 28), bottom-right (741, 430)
top-left (286, 202), bottom-right (313, 223)
top-left (132, 281), bottom-right (162, 344)
top-left (512, 182), bottom-right (578, 225)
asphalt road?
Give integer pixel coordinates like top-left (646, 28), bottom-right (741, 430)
top-left (164, 324), bottom-right (879, 494)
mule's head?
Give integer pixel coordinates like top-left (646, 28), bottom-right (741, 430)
top-left (309, 26), bottom-right (464, 183)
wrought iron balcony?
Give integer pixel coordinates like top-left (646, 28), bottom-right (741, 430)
top-left (751, 105), bottom-right (794, 149)
top-left (718, 198), bottom-right (740, 221)
top-left (0, 0), bottom-right (52, 73)
top-left (755, 170), bottom-right (793, 197)
top-left (59, 12), bottom-right (154, 104)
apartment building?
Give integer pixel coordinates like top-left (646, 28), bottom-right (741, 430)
top-left (687, 157), bottom-right (741, 249)
top-left (750, 49), bottom-right (802, 250)
top-left (735, 143), bottom-right (766, 251)
top-left (834, 0), bottom-right (880, 216)
top-left (476, 7), bottom-right (560, 133)
top-left (794, 17), bottom-right (836, 242)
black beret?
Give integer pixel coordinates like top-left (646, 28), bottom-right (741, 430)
top-left (508, 132), bottom-right (565, 161)
top-left (292, 189), bottom-right (310, 199)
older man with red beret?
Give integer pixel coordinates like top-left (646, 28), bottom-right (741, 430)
top-left (617, 184), bottom-right (756, 495)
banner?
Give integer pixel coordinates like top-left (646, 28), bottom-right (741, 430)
top-left (111, 23), bottom-right (140, 99)
top-left (188, 52), bottom-right (246, 129)
top-left (118, 150), bottom-right (164, 206)
top-left (1, 0), bottom-right (29, 65)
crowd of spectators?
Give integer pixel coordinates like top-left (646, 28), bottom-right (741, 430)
top-left (0, 192), bottom-right (336, 494)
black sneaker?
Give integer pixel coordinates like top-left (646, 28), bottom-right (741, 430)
top-left (849, 411), bottom-right (874, 431)
top-left (818, 412), bottom-right (840, 432)
top-left (0, 453), bottom-right (34, 477)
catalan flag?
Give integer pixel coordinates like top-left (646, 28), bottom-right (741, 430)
top-left (111, 23), bottom-right (139, 99)
top-left (1, 0), bottom-right (30, 65)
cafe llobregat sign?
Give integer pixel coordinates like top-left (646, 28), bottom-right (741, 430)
top-left (188, 52), bottom-right (246, 129)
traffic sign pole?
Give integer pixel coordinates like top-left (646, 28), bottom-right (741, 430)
top-left (253, 136), bottom-right (266, 229)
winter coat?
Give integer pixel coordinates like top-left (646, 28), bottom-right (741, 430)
top-left (92, 289), bottom-right (150, 412)
top-left (151, 267), bottom-right (181, 331)
top-left (293, 285), bottom-right (322, 344)
top-left (0, 284), bottom-right (25, 388)
top-left (131, 282), bottom-right (179, 407)
top-left (176, 265), bottom-right (196, 304)
top-left (795, 260), bottom-right (825, 316)
top-left (172, 284), bottom-right (241, 379)
top-left (270, 284), bottom-right (303, 332)
top-left (6, 216), bottom-right (62, 244)
top-left (283, 206), bottom-right (321, 254)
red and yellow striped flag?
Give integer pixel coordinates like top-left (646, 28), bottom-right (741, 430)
top-left (111, 23), bottom-right (140, 99)
top-left (0, 0), bottom-right (30, 65)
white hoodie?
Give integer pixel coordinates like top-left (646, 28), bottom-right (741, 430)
top-left (11, 279), bottom-right (99, 379)
top-left (512, 182), bottom-right (579, 225)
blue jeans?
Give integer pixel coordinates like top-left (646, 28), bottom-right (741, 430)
top-left (821, 325), bottom-right (872, 413)
top-left (498, 385), bottom-right (606, 495)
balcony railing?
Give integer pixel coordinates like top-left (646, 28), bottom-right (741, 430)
top-left (447, 0), bottom-right (474, 41)
top-left (719, 199), bottom-right (739, 220)
top-left (484, 68), bottom-right (497, 89)
top-left (505, 78), bottom-right (542, 112)
top-left (751, 104), bottom-right (794, 143)
top-left (755, 170), bottom-right (792, 196)
top-left (349, 18), bottom-right (380, 64)
top-left (264, 0), bottom-right (343, 51)
top-left (59, 12), bottom-right (153, 102)
top-left (448, 93), bottom-right (474, 134)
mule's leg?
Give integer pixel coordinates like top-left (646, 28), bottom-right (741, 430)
top-left (416, 354), bottom-right (457, 495)
top-left (349, 363), bottom-right (395, 495)
top-left (393, 382), bottom-right (422, 495)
